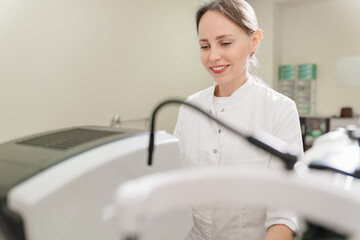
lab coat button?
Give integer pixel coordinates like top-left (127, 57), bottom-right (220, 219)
top-left (213, 149), bottom-right (218, 154)
top-left (218, 129), bottom-right (221, 134)
top-left (209, 110), bottom-right (212, 114)
top-left (221, 109), bottom-right (224, 112)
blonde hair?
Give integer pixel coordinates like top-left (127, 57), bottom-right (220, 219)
top-left (196, 0), bottom-right (259, 35)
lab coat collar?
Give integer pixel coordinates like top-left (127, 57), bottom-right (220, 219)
top-left (207, 76), bottom-right (254, 114)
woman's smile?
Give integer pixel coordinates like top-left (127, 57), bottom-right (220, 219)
top-left (210, 64), bottom-right (230, 74)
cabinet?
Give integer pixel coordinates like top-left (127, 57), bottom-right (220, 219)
top-left (279, 64), bottom-right (316, 114)
top-left (300, 115), bottom-right (330, 151)
top-left (300, 115), bottom-right (360, 151)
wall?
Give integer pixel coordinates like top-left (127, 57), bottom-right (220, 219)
top-left (278, 0), bottom-right (360, 116)
top-left (250, 0), bottom-right (360, 117)
top-left (0, 0), bottom-right (210, 143)
top-left (2, 0), bottom-right (359, 144)
top-left (247, 0), bottom-right (276, 86)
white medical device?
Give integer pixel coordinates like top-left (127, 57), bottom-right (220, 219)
top-left (0, 126), bottom-right (188, 240)
top-left (114, 165), bottom-right (360, 240)
top-left (113, 126), bottom-right (360, 240)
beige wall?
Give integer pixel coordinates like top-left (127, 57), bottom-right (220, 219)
top-left (2, 0), bottom-right (359, 143)
top-left (247, 0), bottom-right (276, 86)
top-left (250, 0), bottom-right (360, 116)
top-left (0, 0), bottom-right (210, 143)
top-left (278, 0), bottom-right (360, 116)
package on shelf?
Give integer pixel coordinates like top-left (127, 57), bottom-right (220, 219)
top-left (298, 64), bottom-right (316, 80)
top-left (279, 64), bottom-right (296, 80)
top-left (278, 64), bottom-right (317, 114)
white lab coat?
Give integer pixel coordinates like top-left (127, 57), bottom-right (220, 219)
top-left (174, 76), bottom-right (303, 240)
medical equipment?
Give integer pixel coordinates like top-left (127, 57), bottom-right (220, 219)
top-left (0, 126), bottom-right (190, 240)
top-left (114, 127), bottom-right (360, 240)
top-left (114, 101), bottom-right (360, 240)
top-left (114, 165), bottom-right (360, 240)
top-left (304, 126), bottom-right (360, 178)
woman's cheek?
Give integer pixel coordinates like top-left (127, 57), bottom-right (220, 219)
top-left (200, 52), bottom-right (209, 70)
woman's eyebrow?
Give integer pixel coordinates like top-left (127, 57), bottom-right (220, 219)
top-left (199, 34), bottom-right (234, 43)
top-left (216, 34), bottom-right (234, 40)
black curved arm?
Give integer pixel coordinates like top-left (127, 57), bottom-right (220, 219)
top-left (148, 99), bottom-right (297, 170)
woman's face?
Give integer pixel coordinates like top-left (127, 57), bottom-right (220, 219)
top-left (198, 11), bottom-right (259, 87)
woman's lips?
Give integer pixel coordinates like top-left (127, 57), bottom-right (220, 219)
top-left (210, 65), bottom-right (230, 74)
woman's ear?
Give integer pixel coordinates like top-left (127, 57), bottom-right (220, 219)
top-left (251, 30), bottom-right (262, 53)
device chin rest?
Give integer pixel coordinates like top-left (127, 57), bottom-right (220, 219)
top-left (308, 127), bottom-right (360, 179)
top-left (309, 160), bottom-right (360, 179)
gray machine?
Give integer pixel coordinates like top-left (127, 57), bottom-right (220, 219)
top-left (0, 126), bottom-right (189, 240)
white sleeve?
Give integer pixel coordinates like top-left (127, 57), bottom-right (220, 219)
top-left (265, 100), bottom-right (303, 232)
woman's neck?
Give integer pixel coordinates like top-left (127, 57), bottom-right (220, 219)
top-left (214, 73), bottom-right (250, 97)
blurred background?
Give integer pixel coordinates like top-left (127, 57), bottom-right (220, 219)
top-left (0, 0), bottom-right (359, 143)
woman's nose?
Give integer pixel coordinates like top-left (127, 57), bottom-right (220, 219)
top-left (209, 47), bottom-right (221, 62)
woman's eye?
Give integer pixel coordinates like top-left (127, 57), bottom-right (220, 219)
top-left (200, 45), bottom-right (210, 50)
top-left (221, 42), bottom-right (231, 46)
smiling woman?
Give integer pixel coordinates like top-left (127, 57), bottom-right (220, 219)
top-left (173, 0), bottom-right (304, 240)
top-left (198, 10), bottom-right (262, 97)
